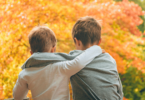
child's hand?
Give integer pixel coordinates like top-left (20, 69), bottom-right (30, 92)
top-left (102, 49), bottom-right (106, 53)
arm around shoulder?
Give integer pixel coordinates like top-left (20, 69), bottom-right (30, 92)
top-left (59, 45), bottom-right (102, 76)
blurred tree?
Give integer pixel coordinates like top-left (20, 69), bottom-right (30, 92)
top-left (120, 67), bottom-right (145, 100)
top-left (85, 0), bottom-right (145, 73)
top-left (0, 0), bottom-right (145, 99)
top-left (114, 0), bottom-right (145, 33)
top-left (115, 0), bottom-right (145, 10)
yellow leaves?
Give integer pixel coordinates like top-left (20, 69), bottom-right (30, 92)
top-left (0, 0), bottom-right (145, 99)
top-left (0, 0), bottom-right (82, 98)
top-left (27, 90), bottom-right (32, 99)
top-left (0, 86), bottom-right (4, 99)
top-left (1, 63), bottom-right (22, 98)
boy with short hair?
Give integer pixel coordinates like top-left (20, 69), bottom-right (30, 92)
top-left (13, 26), bottom-right (102, 100)
top-left (70, 16), bottom-right (123, 100)
top-left (21, 16), bottom-right (123, 100)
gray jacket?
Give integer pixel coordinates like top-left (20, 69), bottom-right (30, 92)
top-left (22, 50), bottom-right (123, 100)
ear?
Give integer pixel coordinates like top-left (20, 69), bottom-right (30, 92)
top-left (74, 38), bottom-right (80, 46)
top-left (50, 46), bottom-right (56, 53)
top-left (30, 50), bottom-right (33, 55)
top-left (74, 38), bottom-right (84, 50)
top-left (98, 38), bottom-right (102, 46)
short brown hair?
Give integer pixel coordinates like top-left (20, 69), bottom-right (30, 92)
top-left (72, 16), bottom-right (101, 46)
top-left (28, 26), bottom-right (56, 52)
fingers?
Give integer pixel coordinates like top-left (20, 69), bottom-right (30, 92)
top-left (102, 49), bottom-right (105, 53)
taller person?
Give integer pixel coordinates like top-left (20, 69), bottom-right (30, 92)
top-left (70, 16), bottom-right (123, 100)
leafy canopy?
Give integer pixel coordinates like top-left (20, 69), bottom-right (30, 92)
top-left (0, 0), bottom-right (145, 99)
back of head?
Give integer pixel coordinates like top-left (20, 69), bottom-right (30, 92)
top-left (72, 16), bottom-right (101, 47)
top-left (28, 26), bottom-right (56, 53)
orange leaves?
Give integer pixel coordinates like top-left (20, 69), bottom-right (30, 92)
top-left (0, 0), bottom-right (145, 99)
top-left (0, 0), bottom-right (83, 98)
top-left (108, 50), bottom-right (126, 74)
top-left (0, 86), bottom-right (4, 99)
top-left (85, 0), bottom-right (144, 36)
top-left (123, 97), bottom-right (129, 100)
top-left (83, 0), bottom-right (145, 74)
top-left (131, 58), bottom-right (145, 73)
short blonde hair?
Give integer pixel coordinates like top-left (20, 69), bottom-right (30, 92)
top-left (28, 26), bottom-right (56, 52)
top-left (72, 16), bottom-right (101, 46)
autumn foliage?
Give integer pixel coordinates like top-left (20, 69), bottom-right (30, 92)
top-left (0, 0), bottom-right (145, 99)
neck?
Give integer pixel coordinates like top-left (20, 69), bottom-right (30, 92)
top-left (82, 43), bottom-right (98, 50)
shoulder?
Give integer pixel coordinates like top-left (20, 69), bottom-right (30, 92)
top-left (95, 53), bottom-right (116, 64)
top-left (69, 50), bottom-right (83, 56)
top-left (89, 53), bottom-right (117, 71)
top-left (18, 69), bottom-right (28, 78)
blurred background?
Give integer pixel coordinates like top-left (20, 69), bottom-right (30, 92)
top-left (0, 0), bottom-right (145, 100)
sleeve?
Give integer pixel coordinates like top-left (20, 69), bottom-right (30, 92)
top-left (13, 72), bottom-right (28, 100)
top-left (58, 45), bottom-right (102, 76)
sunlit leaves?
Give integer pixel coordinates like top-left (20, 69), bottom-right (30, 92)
top-left (0, 0), bottom-right (83, 99)
top-left (84, 0), bottom-right (145, 73)
top-left (0, 0), bottom-right (145, 99)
